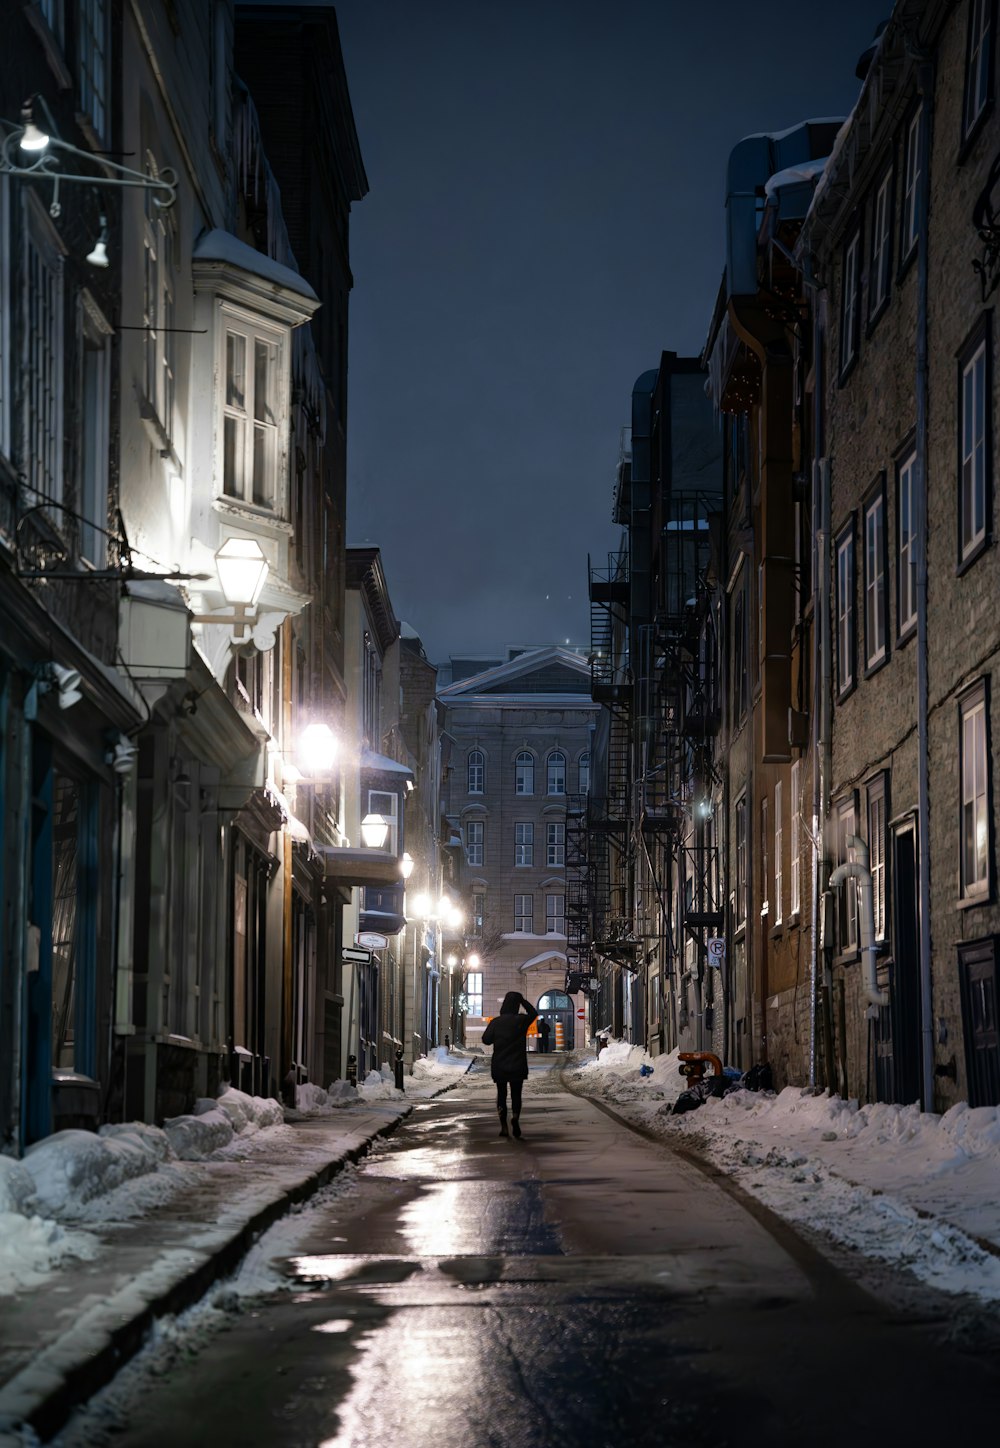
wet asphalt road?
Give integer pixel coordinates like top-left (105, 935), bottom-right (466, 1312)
top-left (83, 1063), bottom-right (1000, 1447)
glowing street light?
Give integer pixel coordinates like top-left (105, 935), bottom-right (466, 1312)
top-left (360, 812), bottom-right (389, 849)
top-left (299, 723), bottom-right (338, 776)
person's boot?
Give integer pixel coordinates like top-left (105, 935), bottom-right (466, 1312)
top-left (511, 1113), bottom-right (522, 1139)
top-left (498, 1108), bottom-right (509, 1138)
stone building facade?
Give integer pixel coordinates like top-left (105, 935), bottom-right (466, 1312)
top-left (438, 648), bottom-right (597, 1050)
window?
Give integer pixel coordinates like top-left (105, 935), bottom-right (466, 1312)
top-left (40, 0), bottom-right (66, 43)
top-left (466, 971), bottom-right (483, 1017)
top-left (959, 322), bottom-right (990, 565)
top-left (897, 449), bottom-right (918, 638)
top-left (774, 780), bottom-right (783, 927)
top-left (963, 0), bottom-right (994, 141)
top-left (514, 822), bottom-right (533, 866)
top-left (221, 312), bottom-right (282, 508)
top-left (515, 752), bottom-right (534, 795)
top-left (471, 892), bottom-right (485, 936)
top-left (466, 820), bottom-right (484, 868)
top-left (361, 634), bottom-right (381, 746)
top-left (546, 893), bottom-right (565, 935)
top-left (142, 162), bottom-right (175, 442)
top-left (78, 294), bottom-right (112, 566)
top-left (467, 749), bottom-right (484, 794)
top-left (367, 790), bottom-right (398, 855)
top-left (578, 752), bottom-right (590, 793)
top-left (78, 0), bottom-right (109, 141)
top-left (835, 522), bottom-right (856, 697)
top-left (864, 483), bottom-right (888, 670)
top-left (836, 797), bottom-right (859, 955)
top-left (869, 168), bottom-right (893, 319)
top-left (733, 584), bottom-right (748, 725)
top-left (547, 751), bottom-right (566, 795)
top-left (790, 759), bottom-right (801, 918)
top-left (868, 774), bottom-right (887, 941)
top-left (960, 683), bottom-right (990, 900)
top-left (22, 197), bottom-right (65, 505)
top-left (901, 107), bottom-right (922, 261)
top-left (514, 894), bottom-right (533, 932)
top-left (840, 229), bottom-right (861, 375)
top-left (735, 794), bottom-right (747, 930)
top-left (546, 821), bottom-right (565, 867)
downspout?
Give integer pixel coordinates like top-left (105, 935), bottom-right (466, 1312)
top-left (829, 836), bottom-right (888, 1008)
top-left (914, 61), bottom-right (935, 1113)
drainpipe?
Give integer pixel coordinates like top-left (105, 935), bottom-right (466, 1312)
top-left (829, 836), bottom-right (888, 1009)
top-left (914, 61), bottom-right (934, 1112)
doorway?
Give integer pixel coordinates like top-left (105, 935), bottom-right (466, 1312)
top-left (889, 819), bottom-right (922, 1106)
top-left (537, 989), bottom-right (574, 1050)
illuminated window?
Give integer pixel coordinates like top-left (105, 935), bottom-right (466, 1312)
top-left (960, 683), bottom-right (990, 900)
top-left (466, 971), bottom-right (483, 1017)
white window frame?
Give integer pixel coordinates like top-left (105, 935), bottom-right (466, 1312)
top-left (960, 686), bottom-right (990, 900)
top-left (546, 820), bottom-right (565, 867)
top-left (514, 893), bottom-right (533, 933)
top-left (547, 751), bottom-right (566, 795)
top-left (836, 798), bottom-right (859, 955)
top-left (960, 338), bottom-right (987, 562)
top-left (21, 193), bottom-right (66, 506)
top-left (467, 749), bottom-right (484, 794)
top-left (545, 893), bottom-right (565, 935)
top-left (78, 291), bottom-right (113, 565)
top-left (864, 489), bottom-right (887, 669)
top-left (964, 0), bottom-right (993, 138)
top-left (869, 169), bottom-right (892, 317)
top-left (367, 790), bottom-right (398, 856)
top-left (219, 304), bottom-right (286, 512)
top-left (773, 780), bottom-right (783, 927)
top-left (514, 821), bottom-right (533, 866)
top-left (836, 526), bottom-right (855, 696)
top-left (735, 794), bottom-right (747, 930)
top-left (471, 892), bottom-right (485, 936)
top-left (790, 759), bottom-right (801, 918)
top-left (466, 971), bottom-right (483, 1017)
top-left (78, 0), bottom-right (109, 142)
top-left (515, 752), bottom-right (534, 795)
top-left (840, 230), bottom-right (860, 373)
top-left (902, 108), bottom-right (922, 258)
top-left (578, 751), bottom-right (590, 793)
top-left (897, 450), bottom-right (917, 637)
top-left (466, 819), bottom-right (484, 868)
top-left (868, 776), bottom-right (887, 941)
top-left (142, 163), bottom-right (176, 443)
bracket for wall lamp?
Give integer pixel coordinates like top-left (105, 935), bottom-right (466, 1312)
top-left (0, 115), bottom-right (177, 215)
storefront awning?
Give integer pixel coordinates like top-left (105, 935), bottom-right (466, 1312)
top-left (319, 846), bottom-right (406, 888)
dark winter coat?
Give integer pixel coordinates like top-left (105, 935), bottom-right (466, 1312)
top-left (482, 992), bottom-right (537, 1080)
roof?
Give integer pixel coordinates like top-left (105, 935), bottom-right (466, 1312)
top-left (192, 229), bottom-right (318, 302)
top-left (437, 645), bottom-right (592, 701)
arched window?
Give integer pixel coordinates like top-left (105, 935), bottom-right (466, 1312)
top-left (578, 751), bottom-right (590, 793)
top-left (538, 990), bottom-right (571, 1011)
top-left (467, 749), bottom-right (484, 794)
top-left (515, 752), bottom-right (534, 795)
top-left (547, 751), bottom-right (566, 795)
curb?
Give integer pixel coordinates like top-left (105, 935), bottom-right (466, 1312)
top-left (3, 1108), bottom-right (411, 1444)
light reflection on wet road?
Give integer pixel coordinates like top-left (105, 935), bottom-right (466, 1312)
top-left (79, 1064), bottom-right (1000, 1447)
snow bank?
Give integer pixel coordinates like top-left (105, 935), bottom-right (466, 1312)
top-left (567, 1041), bottom-right (685, 1106)
top-left (23, 1125), bottom-right (172, 1214)
top-left (294, 1080), bottom-right (358, 1113)
top-left (357, 1069), bottom-right (404, 1102)
top-left (0, 1155), bottom-right (36, 1215)
top-left (0, 1210), bottom-right (100, 1294)
top-left (411, 1046), bottom-right (470, 1080)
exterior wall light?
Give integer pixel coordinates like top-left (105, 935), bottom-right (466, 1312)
top-left (401, 852), bottom-right (415, 880)
top-left (466, 951), bottom-right (481, 968)
top-left (360, 813), bottom-right (389, 849)
top-left (299, 722), bottom-right (338, 776)
top-left (19, 108), bottom-right (49, 152)
top-left (192, 537), bottom-right (269, 640)
top-left (47, 662), bottom-right (83, 709)
top-left (86, 216), bottom-right (109, 268)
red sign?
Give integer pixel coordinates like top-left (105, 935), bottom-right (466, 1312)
top-left (576, 1007), bottom-right (585, 1020)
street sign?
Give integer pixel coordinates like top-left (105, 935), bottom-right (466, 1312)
top-left (707, 936), bottom-right (725, 967)
top-left (342, 946), bottom-right (372, 963)
top-left (576, 1006), bottom-right (585, 1020)
top-left (356, 932), bottom-right (388, 950)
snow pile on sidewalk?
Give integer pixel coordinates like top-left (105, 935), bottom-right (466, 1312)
top-left (572, 1043), bottom-right (1000, 1304)
top-left (410, 1045), bottom-right (471, 1082)
top-left (293, 1048), bottom-right (470, 1114)
top-left (0, 1087), bottom-right (289, 1296)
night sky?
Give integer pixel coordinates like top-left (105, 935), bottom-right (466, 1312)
top-left (332, 0), bottom-right (887, 664)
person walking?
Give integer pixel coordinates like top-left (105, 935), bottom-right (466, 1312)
top-left (482, 991), bottom-right (537, 1138)
top-left (537, 1017), bottom-right (550, 1054)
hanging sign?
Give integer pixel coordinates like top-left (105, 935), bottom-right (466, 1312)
top-left (707, 937), bottom-right (726, 967)
top-left (356, 932), bottom-right (388, 950)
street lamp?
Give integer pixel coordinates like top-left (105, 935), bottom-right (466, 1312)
top-left (192, 538), bottom-right (270, 640)
top-left (401, 852), bottom-right (415, 881)
top-left (360, 812), bottom-right (389, 849)
top-left (299, 723), bottom-right (339, 777)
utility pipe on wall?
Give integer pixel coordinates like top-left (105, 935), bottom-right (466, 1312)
top-left (829, 836), bottom-right (888, 1009)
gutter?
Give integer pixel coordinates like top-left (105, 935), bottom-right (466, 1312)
top-left (829, 836), bottom-right (888, 1009)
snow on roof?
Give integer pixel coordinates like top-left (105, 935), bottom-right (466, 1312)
top-left (192, 229), bottom-right (318, 302)
top-left (764, 157), bottom-right (830, 198)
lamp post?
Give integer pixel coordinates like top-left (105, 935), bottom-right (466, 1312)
top-left (192, 537), bottom-right (270, 639)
